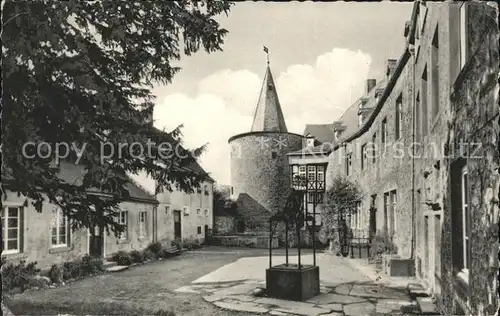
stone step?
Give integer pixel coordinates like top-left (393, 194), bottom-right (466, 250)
top-left (103, 261), bottom-right (118, 269)
top-left (407, 283), bottom-right (429, 300)
top-left (416, 297), bottom-right (439, 315)
top-left (106, 265), bottom-right (129, 272)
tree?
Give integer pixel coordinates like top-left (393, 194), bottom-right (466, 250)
top-left (2, 0), bottom-right (234, 236)
top-left (318, 175), bottom-right (362, 254)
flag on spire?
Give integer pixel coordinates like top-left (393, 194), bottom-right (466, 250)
top-left (263, 46), bottom-right (269, 53)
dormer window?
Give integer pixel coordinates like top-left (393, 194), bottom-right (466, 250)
top-left (307, 138), bottom-right (314, 147)
top-left (359, 114), bottom-right (363, 126)
top-left (334, 130), bottom-right (339, 140)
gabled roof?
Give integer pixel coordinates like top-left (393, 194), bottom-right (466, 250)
top-left (58, 162), bottom-right (158, 204)
top-left (250, 66), bottom-right (288, 132)
top-left (303, 124), bottom-right (335, 144)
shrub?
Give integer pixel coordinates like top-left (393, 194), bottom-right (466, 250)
top-left (130, 250), bottom-right (145, 263)
top-left (171, 238), bottom-right (182, 250)
top-left (157, 248), bottom-right (169, 259)
top-left (142, 249), bottom-right (156, 261)
top-left (80, 254), bottom-right (104, 276)
top-left (48, 264), bottom-right (63, 284)
top-left (191, 239), bottom-right (202, 249)
top-left (146, 242), bottom-right (163, 256)
top-left (111, 251), bottom-right (132, 266)
top-left (1, 260), bottom-right (41, 292)
top-left (369, 233), bottom-right (398, 261)
top-left (62, 261), bottom-right (83, 280)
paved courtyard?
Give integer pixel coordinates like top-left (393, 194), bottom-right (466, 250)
top-left (4, 247), bottom-right (417, 316)
top-left (176, 253), bottom-right (417, 315)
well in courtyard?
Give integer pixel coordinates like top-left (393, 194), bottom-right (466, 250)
top-left (266, 181), bottom-right (321, 301)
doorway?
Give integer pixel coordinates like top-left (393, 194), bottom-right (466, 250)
top-left (173, 210), bottom-right (182, 239)
top-left (88, 226), bottom-right (105, 258)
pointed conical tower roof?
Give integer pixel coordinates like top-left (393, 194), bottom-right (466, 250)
top-left (250, 65), bottom-right (288, 132)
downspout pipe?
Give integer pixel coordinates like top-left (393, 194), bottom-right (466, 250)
top-left (410, 43), bottom-right (416, 260)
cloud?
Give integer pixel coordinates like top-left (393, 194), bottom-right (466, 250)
top-left (151, 48), bottom-right (372, 185)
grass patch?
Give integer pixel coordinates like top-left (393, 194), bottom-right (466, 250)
top-left (4, 297), bottom-right (175, 316)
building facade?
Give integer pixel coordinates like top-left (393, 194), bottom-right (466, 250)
top-left (410, 2), bottom-right (499, 315)
top-left (1, 162), bottom-right (158, 270)
top-left (228, 65), bottom-right (303, 234)
top-left (316, 2), bottom-right (499, 315)
top-left (156, 179), bottom-right (214, 245)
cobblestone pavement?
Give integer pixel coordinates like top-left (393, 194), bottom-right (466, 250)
top-left (175, 279), bottom-right (418, 315)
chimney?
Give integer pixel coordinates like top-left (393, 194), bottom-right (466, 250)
top-left (386, 59), bottom-right (398, 78)
top-left (366, 79), bottom-right (377, 94)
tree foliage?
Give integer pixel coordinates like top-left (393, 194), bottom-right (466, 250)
top-left (2, 0), bottom-right (233, 235)
top-left (270, 188), bottom-right (305, 237)
top-left (319, 175), bottom-right (362, 242)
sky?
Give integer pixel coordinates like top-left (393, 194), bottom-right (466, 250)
top-left (143, 1), bottom-right (414, 188)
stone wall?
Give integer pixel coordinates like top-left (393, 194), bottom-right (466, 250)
top-left (229, 132), bottom-right (303, 233)
top-left (440, 2), bottom-right (499, 315)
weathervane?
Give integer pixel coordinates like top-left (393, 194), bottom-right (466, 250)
top-left (263, 46), bottom-right (269, 65)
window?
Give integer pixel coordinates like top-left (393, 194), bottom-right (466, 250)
top-left (306, 137), bottom-right (315, 147)
top-left (307, 166), bottom-right (316, 182)
top-left (431, 26), bottom-right (440, 120)
top-left (383, 192), bottom-right (390, 235)
top-left (415, 92), bottom-right (421, 142)
top-left (197, 226), bottom-right (202, 234)
top-left (2, 207), bottom-right (22, 254)
top-left (197, 208), bottom-right (201, 215)
top-left (139, 211), bottom-right (147, 238)
top-left (205, 209), bottom-right (209, 216)
top-left (395, 94), bottom-right (403, 140)
top-left (183, 206), bottom-right (189, 215)
top-left (334, 131), bottom-right (339, 141)
top-left (390, 190), bottom-right (397, 235)
top-left (451, 159), bottom-right (470, 284)
top-left (421, 67), bottom-right (428, 137)
top-left (461, 167), bottom-right (469, 275)
top-left (358, 114), bottom-right (363, 127)
top-left (381, 118), bottom-right (387, 145)
top-left (459, 3), bottom-right (467, 69)
top-left (371, 133), bottom-right (377, 163)
top-left (118, 211), bottom-right (128, 239)
top-left (346, 152), bottom-right (352, 176)
top-left (317, 166), bottom-right (324, 182)
top-left (361, 144), bottom-right (366, 170)
top-left (299, 166), bottom-right (306, 178)
top-left (271, 151), bottom-right (278, 159)
top-left (204, 185), bottom-right (209, 195)
top-left (165, 205), bottom-right (171, 215)
top-left (231, 187), bottom-right (234, 195)
top-left (51, 208), bottom-right (69, 247)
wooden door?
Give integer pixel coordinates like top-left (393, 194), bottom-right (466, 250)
top-left (89, 226), bottom-right (104, 258)
top-left (173, 211), bottom-right (182, 239)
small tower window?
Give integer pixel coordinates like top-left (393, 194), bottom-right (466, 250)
top-left (271, 151), bottom-right (278, 159)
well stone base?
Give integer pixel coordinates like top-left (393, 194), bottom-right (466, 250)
top-left (266, 264), bottom-right (320, 301)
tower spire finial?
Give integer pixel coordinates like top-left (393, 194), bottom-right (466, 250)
top-left (263, 46), bottom-right (269, 65)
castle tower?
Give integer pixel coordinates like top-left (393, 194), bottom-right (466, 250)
top-left (228, 63), bottom-right (303, 233)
